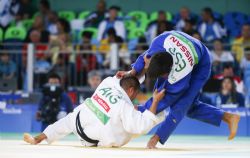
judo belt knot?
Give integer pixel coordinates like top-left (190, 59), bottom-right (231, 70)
top-left (76, 111), bottom-right (99, 146)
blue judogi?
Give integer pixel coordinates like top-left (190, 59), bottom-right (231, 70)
top-left (133, 31), bottom-right (224, 144)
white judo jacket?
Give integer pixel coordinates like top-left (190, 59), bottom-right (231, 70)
top-left (43, 76), bottom-right (161, 147)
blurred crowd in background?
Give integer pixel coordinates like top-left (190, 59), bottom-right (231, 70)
top-left (1, 0), bottom-right (250, 109)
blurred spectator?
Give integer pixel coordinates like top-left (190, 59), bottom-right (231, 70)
top-left (76, 31), bottom-right (97, 85)
top-left (175, 7), bottom-right (195, 31)
top-left (132, 36), bottom-right (149, 63)
top-left (215, 77), bottom-right (245, 107)
top-left (49, 18), bottom-right (72, 64)
top-left (25, 30), bottom-right (50, 88)
top-left (78, 70), bottom-right (102, 102)
top-left (0, 53), bottom-right (16, 79)
top-left (240, 47), bottom-right (250, 104)
top-left (15, 0), bottom-right (35, 21)
top-left (232, 24), bottom-right (250, 62)
top-left (198, 7), bottom-right (225, 43)
top-left (182, 19), bottom-right (196, 36)
top-left (99, 28), bottom-right (120, 53)
top-left (34, 54), bottom-right (51, 73)
top-left (26, 15), bottom-right (50, 42)
top-left (50, 55), bottom-right (67, 86)
top-left (50, 18), bottom-right (71, 42)
top-left (28, 29), bottom-right (41, 43)
top-left (87, 70), bottom-right (102, 90)
top-left (146, 11), bottom-right (173, 42)
top-left (38, 0), bottom-right (51, 27)
top-left (157, 21), bottom-right (173, 34)
top-left (24, 30), bottom-right (50, 88)
top-left (99, 28), bottom-right (127, 67)
top-left (84, 0), bottom-right (107, 28)
top-left (210, 39), bottom-right (234, 74)
top-left (36, 73), bottom-right (73, 131)
top-left (57, 18), bottom-right (71, 35)
top-left (79, 31), bottom-right (95, 51)
top-left (192, 31), bottom-right (203, 41)
top-left (135, 36), bottom-right (148, 52)
top-left (23, 30), bottom-right (49, 65)
top-left (0, 0), bottom-right (19, 29)
top-left (46, 11), bottom-right (59, 35)
top-left (97, 6), bottom-right (125, 41)
top-left (214, 64), bottom-right (243, 93)
top-left (34, 32), bottom-right (51, 73)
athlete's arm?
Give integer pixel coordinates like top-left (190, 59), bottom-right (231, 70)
top-left (116, 34), bottom-right (167, 79)
top-left (149, 89), bottom-right (166, 114)
top-left (132, 34), bottom-right (167, 74)
top-left (138, 74), bottom-right (191, 114)
top-left (120, 89), bottom-right (165, 134)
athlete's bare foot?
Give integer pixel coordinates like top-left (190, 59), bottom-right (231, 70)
top-left (23, 133), bottom-right (47, 145)
top-left (222, 112), bottom-right (240, 140)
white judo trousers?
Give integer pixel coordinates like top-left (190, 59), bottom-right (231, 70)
top-left (43, 76), bottom-right (161, 147)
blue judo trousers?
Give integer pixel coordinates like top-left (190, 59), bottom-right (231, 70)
top-left (134, 31), bottom-right (225, 144)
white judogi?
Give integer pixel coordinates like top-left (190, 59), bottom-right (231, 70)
top-left (43, 76), bottom-right (161, 147)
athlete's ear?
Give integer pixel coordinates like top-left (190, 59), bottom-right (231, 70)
top-left (128, 87), bottom-right (134, 95)
top-left (128, 87), bottom-right (138, 100)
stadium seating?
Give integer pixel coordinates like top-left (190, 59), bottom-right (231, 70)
top-left (7, 19), bottom-right (33, 31)
top-left (118, 11), bottom-right (124, 17)
top-left (128, 28), bottom-right (145, 40)
top-left (125, 20), bottom-right (137, 31)
top-left (213, 12), bottom-right (223, 23)
top-left (224, 12), bottom-right (249, 37)
top-left (58, 11), bottom-right (76, 21)
top-left (0, 28), bottom-right (3, 41)
top-left (127, 11), bottom-right (148, 23)
top-left (32, 12), bottom-right (39, 19)
top-left (149, 11), bottom-right (172, 22)
top-left (80, 27), bottom-right (98, 39)
top-left (20, 19), bottom-right (34, 31)
top-left (140, 19), bottom-right (150, 31)
top-left (4, 26), bottom-right (27, 41)
top-left (78, 11), bottom-right (90, 19)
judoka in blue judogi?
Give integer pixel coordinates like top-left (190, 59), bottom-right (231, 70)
top-left (117, 30), bottom-right (240, 148)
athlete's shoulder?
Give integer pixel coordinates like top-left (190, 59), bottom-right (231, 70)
top-left (102, 76), bottom-right (119, 83)
top-left (155, 31), bottom-right (197, 44)
top-left (149, 31), bottom-right (172, 48)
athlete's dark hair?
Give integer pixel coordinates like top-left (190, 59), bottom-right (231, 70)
top-left (120, 76), bottom-right (140, 91)
top-left (147, 52), bottom-right (173, 78)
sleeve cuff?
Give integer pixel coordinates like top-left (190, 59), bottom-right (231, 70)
top-left (142, 110), bottom-right (160, 123)
top-left (155, 129), bottom-right (168, 145)
top-left (137, 105), bottom-right (146, 112)
top-left (138, 75), bottom-right (145, 84)
top-left (43, 127), bottom-right (53, 144)
top-left (132, 64), bottom-right (143, 74)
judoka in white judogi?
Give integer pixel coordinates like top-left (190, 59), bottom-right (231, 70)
top-left (25, 76), bottom-right (163, 147)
